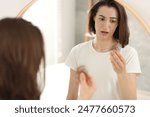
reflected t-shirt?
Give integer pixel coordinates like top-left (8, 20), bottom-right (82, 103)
top-left (65, 39), bottom-right (141, 100)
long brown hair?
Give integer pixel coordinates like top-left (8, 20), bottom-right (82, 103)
top-left (88, 0), bottom-right (129, 47)
top-left (0, 18), bottom-right (45, 99)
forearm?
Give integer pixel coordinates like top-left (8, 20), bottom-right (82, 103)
top-left (66, 85), bottom-right (79, 100)
top-left (67, 69), bottom-right (80, 100)
top-left (66, 93), bottom-right (78, 100)
top-left (117, 73), bottom-right (137, 100)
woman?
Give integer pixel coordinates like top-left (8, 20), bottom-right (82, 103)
top-left (0, 18), bottom-right (45, 99)
top-left (0, 18), bottom-right (93, 100)
top-left (65, 0), bottom-right (141, 100)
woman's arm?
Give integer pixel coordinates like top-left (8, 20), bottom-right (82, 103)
top-left (110, 49), bottom-right (137, 100)
top-left (66, 69), bottom-right (79, 100)
top-left (117, 73), bottom-right (137, 99)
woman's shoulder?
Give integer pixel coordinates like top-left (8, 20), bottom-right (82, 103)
top-left (123, 45), bottom-right (136, 51)
top-left (72, 40), bottom-right (92, 50)
top-left (121, 45), bottom-right (138, 55)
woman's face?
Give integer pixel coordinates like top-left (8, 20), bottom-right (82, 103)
top-left (94, 6), bottom-right (118, 40)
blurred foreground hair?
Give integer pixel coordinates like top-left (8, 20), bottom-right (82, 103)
top-left (0, 18), bottom-right (45, 99)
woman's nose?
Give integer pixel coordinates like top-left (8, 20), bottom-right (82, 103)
top-left (102, 20), bottom-right (110, 28)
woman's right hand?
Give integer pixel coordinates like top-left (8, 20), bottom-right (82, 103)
top-left (78, 69), bottom-right (96, 100)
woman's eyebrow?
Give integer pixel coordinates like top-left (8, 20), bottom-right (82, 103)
top-left (99, 15), bottom-right (105, 18)
top-left (110, 17), bottom-right (118, 19)
top-left (99, 15), bottom-right (118, 19)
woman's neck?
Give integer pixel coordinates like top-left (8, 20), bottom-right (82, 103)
top-left (93, 38), bottom-right (118, 52)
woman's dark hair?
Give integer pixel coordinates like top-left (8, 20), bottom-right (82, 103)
top-left (0, 18), bottom-right (45, 99)
top-left (88, 0), bottom-right (129, 47)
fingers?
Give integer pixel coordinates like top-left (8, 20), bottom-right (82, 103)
top-left (80, 72), bottom-right (91, 86)
top-left (77, 66), bottom-right (88, 75)
top-left (78, 67), bottom-right (96, 100)
top-left (110, 55), bottom-right (119, 71)
top-left (114, 50), bottom-right (125, 64)
top-left (110, 51), bottom-right (123, 69)
top-left (88, 74), bottom-right (96, 90)
top-left (77, 66), bottom-right (96, 88)
top-left (80, 72), bottom-right (86, 85)
top-left (77, 66), bottom-right (90, 84)
top-left (110, 49), bottom-right (126, 73)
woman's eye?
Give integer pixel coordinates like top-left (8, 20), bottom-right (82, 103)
top-left (99, 18), bottom-right (104, 21)
top-left (110, 20), bottom-right (117, 23)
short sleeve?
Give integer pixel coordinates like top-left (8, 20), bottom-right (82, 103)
top-left (125, 48), bottom-right (141, 74)
top-left (65, 45), bottom-right (79, 71)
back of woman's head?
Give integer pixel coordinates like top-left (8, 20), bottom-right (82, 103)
top-left (0, 18), bottom-right (45, 99)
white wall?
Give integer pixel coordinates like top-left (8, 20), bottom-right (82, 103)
top-left (57, 0), bottom-right (76, 63)
top-left (23, 0), bottom-right (76, 65)
top-left (0, 0), bottom-right (31, 19)
top-left (23, 0), bottom-right (59, 65)
top-left (125, 0), bottom-right (150, 27)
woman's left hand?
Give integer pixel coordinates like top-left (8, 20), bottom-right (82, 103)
top-left (110, 49), bottom-right (127, 76)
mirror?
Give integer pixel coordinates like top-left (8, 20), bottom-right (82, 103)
top-left (18, 0), bottom-right (76, 66)
top-left (75, 0), bottom-right (150, 99)
top-left (18, 0), bottom-right (150, 99)
top-left (18, 0), bottom-right (59, 66)
top-left (17, 0), bottom-right (75, 100)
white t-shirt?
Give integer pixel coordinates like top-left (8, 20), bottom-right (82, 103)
top-left (65, 39), bottom-right (141, 100)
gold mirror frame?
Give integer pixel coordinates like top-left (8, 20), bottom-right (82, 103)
top-left (16, 0), bottom-right (37, 18)
top-left (116, 0), bottom-right (150, 35)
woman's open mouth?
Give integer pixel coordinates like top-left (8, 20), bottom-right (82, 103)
top-left (100, 31), bottom-right (109, 36)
